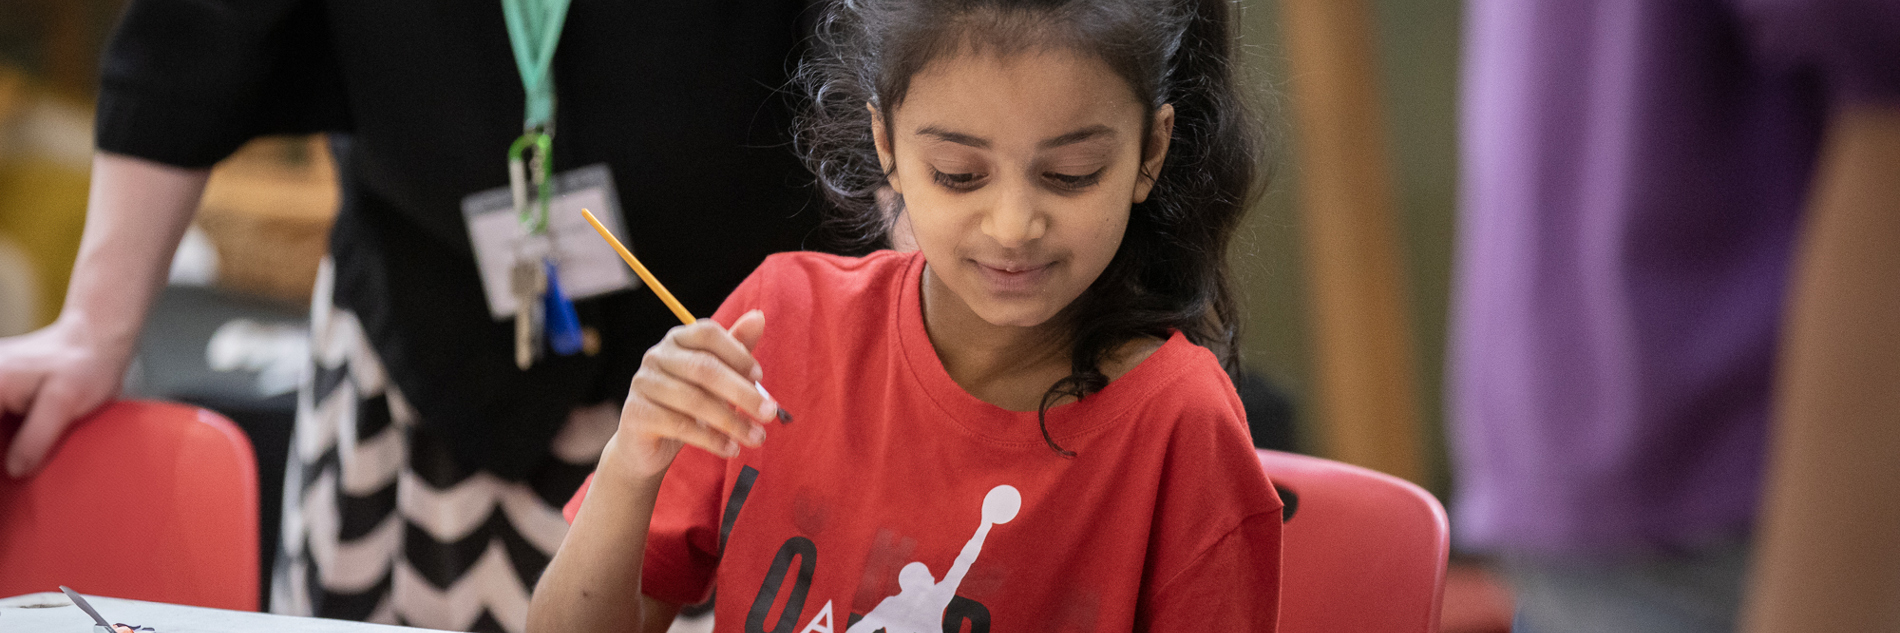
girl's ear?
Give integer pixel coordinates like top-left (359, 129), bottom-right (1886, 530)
top-left (1133, 104), bottom-right (1175, 204)
top-left (869, 102), bottom-right (902, 194)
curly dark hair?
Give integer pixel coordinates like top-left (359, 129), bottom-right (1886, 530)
top-left (795, 0), bottom-right (1266, 455)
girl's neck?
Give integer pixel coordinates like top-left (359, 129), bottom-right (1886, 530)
top-left (920, 263), bottom-right (1074, 412)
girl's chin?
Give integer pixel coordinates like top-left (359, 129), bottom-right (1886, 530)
top-left (967, 301), bottom-right (1065, 329)
top-left (925, 263), bottom-right (1071, 330)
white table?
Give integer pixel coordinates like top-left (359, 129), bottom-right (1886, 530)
top-left (0, 593), bottom-right (449, 633)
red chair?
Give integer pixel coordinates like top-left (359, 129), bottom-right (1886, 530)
top-left (1260, 449), bottom-right (1450, 633)
top-left (0, 400), bottom-right (258, 610)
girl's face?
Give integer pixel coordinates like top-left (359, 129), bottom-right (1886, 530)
top-left (875, 49), bottom-right (1173, 330)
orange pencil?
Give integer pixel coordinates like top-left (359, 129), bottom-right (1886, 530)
top-left (582, 208), bottom-right (792, 423)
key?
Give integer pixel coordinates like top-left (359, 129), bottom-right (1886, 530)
top-left (512, 258), bottom-right (547, 370)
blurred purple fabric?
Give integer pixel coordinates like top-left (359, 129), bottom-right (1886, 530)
top-left (1448, 0), bottom-right (1900, 557)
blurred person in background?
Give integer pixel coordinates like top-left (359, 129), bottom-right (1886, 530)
top-left (0, 0), bottom-right (828, 631)
top-left (1448, 1), bottom-right (1899, 632)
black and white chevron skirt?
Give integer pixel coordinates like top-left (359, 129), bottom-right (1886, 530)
top-left (270, 260), bottom-right (616, 632)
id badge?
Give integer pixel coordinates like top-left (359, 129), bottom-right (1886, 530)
top-left (462, 163), bottom-right (640, 319)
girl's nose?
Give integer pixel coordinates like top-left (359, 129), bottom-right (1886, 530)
top-left (980, 183), bottom-right (1046, 247)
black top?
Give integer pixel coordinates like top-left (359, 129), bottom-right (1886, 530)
top-left (97, 0), bottom-right (828, 479)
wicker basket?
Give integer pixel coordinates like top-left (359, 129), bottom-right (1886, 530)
top-left (195, 136), bottom-right (338, 306)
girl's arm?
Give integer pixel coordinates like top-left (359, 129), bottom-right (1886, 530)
top-left (528, 311), bottom-right (778, 632)
top-left (1, 152), bottom-right (207, 477)
top-left (530, 445), bottom-right (680, 632)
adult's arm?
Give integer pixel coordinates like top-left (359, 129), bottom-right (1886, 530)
top-left (0, 151), bottom-right (207, 477)
top-left (1742, 103), bottom-right (1900, 632)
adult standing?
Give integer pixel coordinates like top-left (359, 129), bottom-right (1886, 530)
top-left (1448, 1), bottom-right (1899, 632)
top-left (0, 1), bottom-right (825, 631)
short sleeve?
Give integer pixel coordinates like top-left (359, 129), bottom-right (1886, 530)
top-left (1136, 361), bottom-right (1284, 630)
top-left (1738, 0), bottom-right (1900, 105)
top-left (96, 0), bottom-right (348, 168)
top-left (639, 447), bottom-right (732, 606)
top-left (1140, 511), bottom-right (1284, 630)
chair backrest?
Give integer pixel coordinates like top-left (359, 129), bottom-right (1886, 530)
top-left (1260, 449), bottom-right (1449, 633)
top-left (0, 400), bottom-right (258, 610)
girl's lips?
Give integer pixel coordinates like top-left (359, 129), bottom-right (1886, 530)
top-left (972, 259), bottom-right (1054, 294)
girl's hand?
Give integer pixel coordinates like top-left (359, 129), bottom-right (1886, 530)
top-left (607, 310), bottom-right (775, 481)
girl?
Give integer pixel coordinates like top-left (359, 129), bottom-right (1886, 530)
top-left (530, 0), bottom-right (1281, 630)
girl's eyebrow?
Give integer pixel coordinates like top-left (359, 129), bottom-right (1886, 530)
top-left (912, 124), bottom-right (1117, 150)
top-left (1038, 125), bottom-right (1116, 149)
top-left (916, 126), bottom-right (990, 149)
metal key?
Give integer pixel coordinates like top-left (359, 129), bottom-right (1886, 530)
top-left (512, 257), bottom-right (547, 370)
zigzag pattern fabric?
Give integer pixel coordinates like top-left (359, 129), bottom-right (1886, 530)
top-left (271, 260), bottom-right (611, 632)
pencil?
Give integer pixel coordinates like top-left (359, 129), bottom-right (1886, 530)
top-left (581, 208), bottom-right (792, 423)
top-left (582, 209), bottom-right (695, 325)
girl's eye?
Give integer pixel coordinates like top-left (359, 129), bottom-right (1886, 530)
top-left (1044, 168), bottom-right (1104, 190)
top-left (932, 169), bottom-right (985, 191)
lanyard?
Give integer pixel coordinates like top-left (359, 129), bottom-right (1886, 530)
top-left (501, 0), bottom-right (571, 235)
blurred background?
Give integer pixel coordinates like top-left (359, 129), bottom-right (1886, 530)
top-left (0, 0), bottom-right (1506, 630)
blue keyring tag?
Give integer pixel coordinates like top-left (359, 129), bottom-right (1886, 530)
top-left (542, 259), bottom-right (584, 356)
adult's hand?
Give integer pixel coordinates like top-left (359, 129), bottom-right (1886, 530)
top-left (1, 152), bottom-right (207, 478)
top-left (0, 317), bottom-right (136, 476)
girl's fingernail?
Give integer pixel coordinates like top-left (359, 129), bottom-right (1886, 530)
top-left (725, 441), bottom-right (741, 457)
top-left (749, 426), bottom-right (767, 445)
top-left (757, 399), bottom-right (778, 421)
top-left (750, 366), bottom-right (764, 381)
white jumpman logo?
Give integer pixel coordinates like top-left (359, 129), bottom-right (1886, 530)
top-left (844, 485), bottom-right (1020, 633)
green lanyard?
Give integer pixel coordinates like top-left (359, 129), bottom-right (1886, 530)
top-left (501, 0), bottom-right (571, 236)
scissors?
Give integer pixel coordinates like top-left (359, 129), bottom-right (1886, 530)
top-left (58, 586), bottom-right (154, 632)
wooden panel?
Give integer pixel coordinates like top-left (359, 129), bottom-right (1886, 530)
top-left (1277, 0), bottom-right (1425, 483)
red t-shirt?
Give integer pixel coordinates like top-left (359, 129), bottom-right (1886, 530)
top-left (566, 250), bottom-right (1282, 631)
